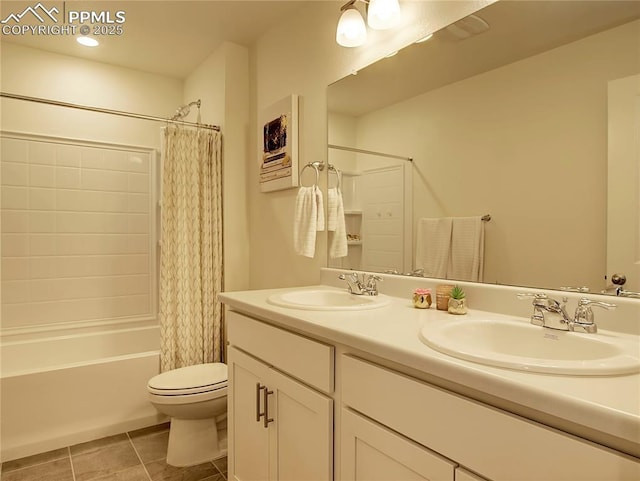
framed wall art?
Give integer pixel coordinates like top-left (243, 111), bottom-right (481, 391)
top-left (259, 94), bottom-right (299, 192)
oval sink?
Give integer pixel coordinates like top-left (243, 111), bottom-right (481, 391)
top-left (268, 288), bottom-right (390, 311)
top-left (419, 318), bottom-right (640, 376)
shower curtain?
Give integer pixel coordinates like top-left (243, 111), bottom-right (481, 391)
top-left (159, 126), bottom-right (223, 371)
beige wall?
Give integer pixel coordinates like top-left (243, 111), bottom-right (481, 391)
top-left (249, 0), bottom-right (492, 289)
top-left (351, 20), bottom-right (640, 291)
top-left (184, 42), bottom-right (250, 292)
top-left (0, 43), bottom-right (182, 148)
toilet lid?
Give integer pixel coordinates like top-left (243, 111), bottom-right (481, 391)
top-left (148, 363), bottom-right (227, 395)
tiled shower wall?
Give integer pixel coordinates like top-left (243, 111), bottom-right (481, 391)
top-left (1, 134), bottom-right (156, 330)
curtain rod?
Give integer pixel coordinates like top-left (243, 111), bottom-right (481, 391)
top-left (0, 92), bottom-right (221, 132)
top-left (328, 144), bottom-right (413, 162)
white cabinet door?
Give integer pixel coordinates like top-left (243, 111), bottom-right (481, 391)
top-left (341, 408), bottom-right (455, 481)
top-left (229, 347), bottom-right (271, 481)
top-left (229, 346), bottom-right (333, 481)
top-left (268, 367), bottom-right (333, 481)
top-left (455, 468), bottom-right (489, 481)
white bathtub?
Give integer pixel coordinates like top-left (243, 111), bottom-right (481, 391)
top-left (0, 320), bottom-right (165, 462)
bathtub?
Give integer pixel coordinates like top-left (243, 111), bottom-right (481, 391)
top-left (0, 319), bottom-right (165, 462)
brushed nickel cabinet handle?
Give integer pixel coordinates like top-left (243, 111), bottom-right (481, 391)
top-left (263, 387), bottom-right (274, 428)
top-left (256, 383), bottom-right (266, 423)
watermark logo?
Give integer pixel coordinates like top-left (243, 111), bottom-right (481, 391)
top-left (1, 2), bottom-right (125, 37)
top-left (1, 3), bottom-right (59, 24)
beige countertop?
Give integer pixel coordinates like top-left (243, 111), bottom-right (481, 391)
top-left (220, 284), bottom-right (640, 458)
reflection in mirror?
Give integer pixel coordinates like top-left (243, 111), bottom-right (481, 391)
top-left (327, 144), bottom-right (412, 273)
top-left (327, 0), bottom-right (640, 295)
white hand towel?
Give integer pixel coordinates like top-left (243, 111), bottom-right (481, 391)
top-left (415, 217), bottom-right (453, 278)
top-left (327, 187), bottom-right (339, 231)
top-left (315, 186), bottom-right (325, 232)
top-left (448, 216), bottom-right (485, 282)
top-left (293, 186), bottom-right (318, 258)
top-left (329, 188), bottom-right (348, 258)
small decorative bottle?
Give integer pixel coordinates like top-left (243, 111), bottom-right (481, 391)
top-left (412, 288), bottom-right (432, 309)
top-left (447, 285), bottom-right (467, 315)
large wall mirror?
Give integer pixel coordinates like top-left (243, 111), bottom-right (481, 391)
top-left (327, 0), bottom-right (640, 295)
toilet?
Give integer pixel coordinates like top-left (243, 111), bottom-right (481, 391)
top-left (147, 363), bottom-right (228, 467)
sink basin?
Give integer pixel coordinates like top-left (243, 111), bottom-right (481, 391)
top-left (267, 288), bottom-right (390, 311)
top-left (419, 318), bottom-right (640, 375)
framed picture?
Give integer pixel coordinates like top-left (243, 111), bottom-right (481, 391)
top-left (259, 94), bottom-right (299, 192)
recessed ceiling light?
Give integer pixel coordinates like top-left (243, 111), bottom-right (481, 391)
top-left (77, 36), bottom-right (99, 47)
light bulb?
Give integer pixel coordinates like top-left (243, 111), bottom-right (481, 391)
top-left (336, 7), bottom-right (367, 47)
top-left (367, 0), bottom-right (401, 30)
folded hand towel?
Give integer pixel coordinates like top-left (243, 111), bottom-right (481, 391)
top-left (315, 186), bottom-right (325, 232)
top-left (448, 216), bottom-right (485, 282)
top-left (327, 187), bottom-right (339, 232)
top-left (415, 217), bottom-right (453, 278)
top-left (293, 186), bottom-right (321, 258)
top-left (329, 188), bottom-right (348, 258)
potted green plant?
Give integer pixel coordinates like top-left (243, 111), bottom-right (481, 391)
top-left (447, 285), bottom-right (467, 315)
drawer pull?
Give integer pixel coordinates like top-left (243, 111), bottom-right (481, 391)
top-left (263, 386), bottom-right (274, 428)
top-left (256, 383), bottom-right (266, 423)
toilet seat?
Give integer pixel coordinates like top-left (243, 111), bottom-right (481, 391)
top-left (148, 363), bottom-right (228, 396)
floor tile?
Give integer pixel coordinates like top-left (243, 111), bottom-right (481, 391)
top-left (72, 441), bottom-right (141, 481)
top-left (211, 457), bottom-right (227, 477)
top-left (1, 448), bottom-right (69, 473)
top-left (129, 431), bottom-right (169, 464)
top-left (145, 459), bottom-right (218, 481)
top-left (86, 465), bottom-right (150, 481)
top-left (200, 475), bottom-right (225, 481)
top-left (0, 458), bottom-right (73, 481)
top-left (70, 434), bottom-right (130, 456)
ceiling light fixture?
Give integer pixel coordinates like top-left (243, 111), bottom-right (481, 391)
top-left (336, 2), bottom-right (367, 47)
top-left (77, 36), bottom-right (99, 47)
top-left (367, 0), bottom-right (401, 30)
top-left (336, 0), bottom-right (402, 48)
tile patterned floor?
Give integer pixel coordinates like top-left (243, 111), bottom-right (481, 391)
top-left (0, 423), bottom-right (228, 481)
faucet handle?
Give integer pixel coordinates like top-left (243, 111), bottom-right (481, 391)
top-left (577, 298), bottom-right (616, 309)
top-left (517, 292), bottom-right (547, 301)
top-left (573, 298), bottom-right (616, 332)
top-left (363, 274), bottom-right (382, 293)
top-left (339, 272), bottom-right (358, 281)
top-left (560, 286), bottom-right (590, 293)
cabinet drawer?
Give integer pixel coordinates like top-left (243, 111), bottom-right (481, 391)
top-left (227, 310), bottom-right (334, 393)
top-left (342, 355), bottom-right (640, 481)
top-left (341, 408), bottom-right (455, 481)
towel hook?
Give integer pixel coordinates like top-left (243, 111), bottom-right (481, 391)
top-left (300, 161), bottom-right (325, 187)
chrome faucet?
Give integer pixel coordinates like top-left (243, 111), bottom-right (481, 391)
top-left (518, 293), bottom-right (616, 333)
top-left (338, 272), bottom-right (382, 296)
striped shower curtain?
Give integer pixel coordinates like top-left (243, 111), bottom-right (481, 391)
top-left (159, 126), bottom-right (223, 372)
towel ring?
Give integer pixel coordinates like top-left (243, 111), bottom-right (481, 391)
top-left (300, 161), bottom-right (325, 187)
top-left (328, 164), bottom-right (341, 190)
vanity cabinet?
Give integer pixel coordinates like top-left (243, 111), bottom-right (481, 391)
top-left (341, 354), bottom-right (639, 481)
top-left (223, 304), bottom-right (639, 481)
top-left (227, 311), bottom-right (334, 481)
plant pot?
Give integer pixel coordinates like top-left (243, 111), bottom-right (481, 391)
top-left (448, 298), bottom-right (467, 315)
top-left (412, 291), bottom-right (432, 309)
